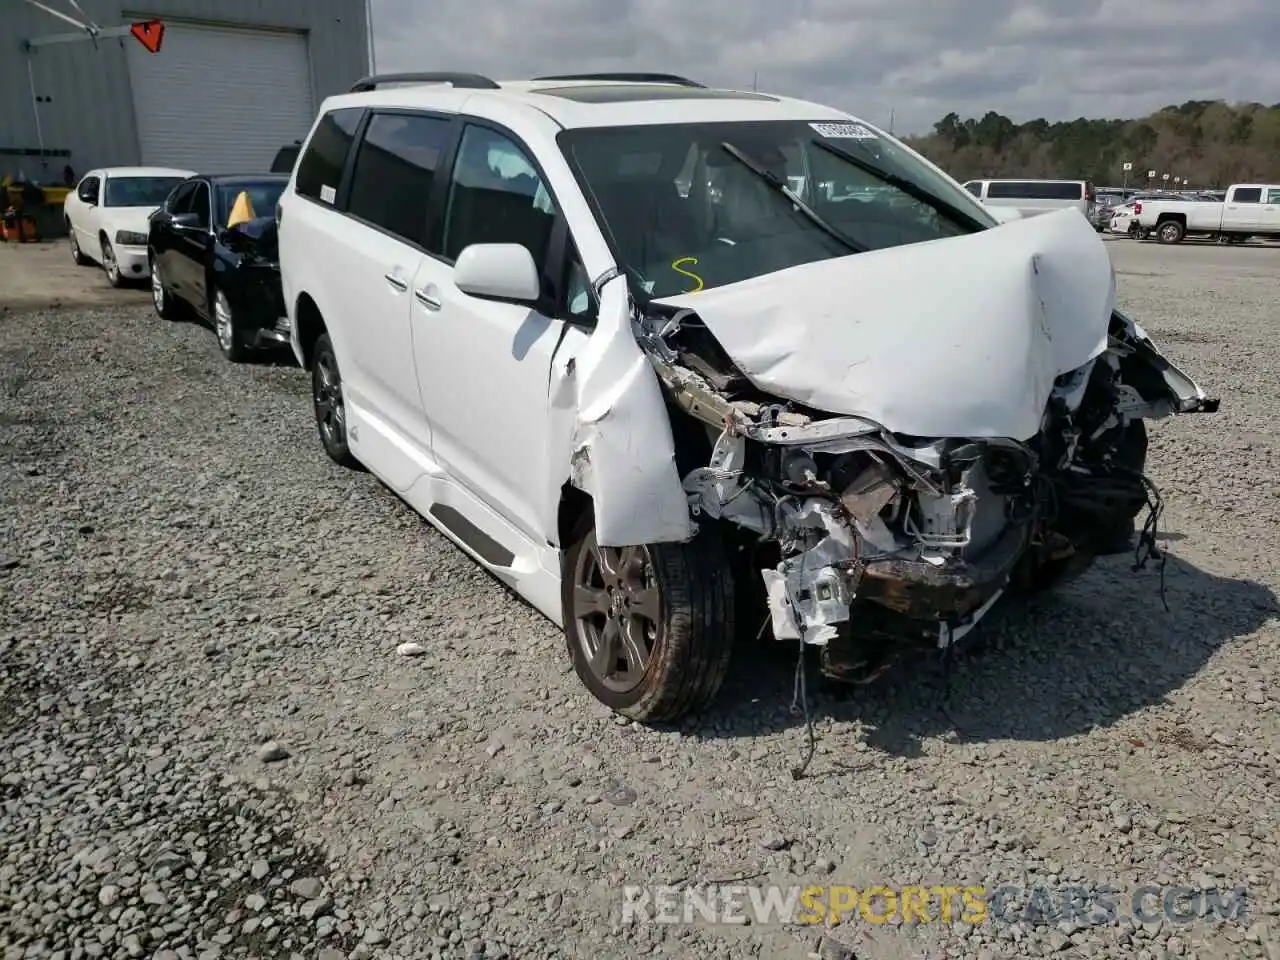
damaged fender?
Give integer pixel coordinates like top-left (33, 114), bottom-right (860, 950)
top-left (564, 272), bottom-right (696, 547)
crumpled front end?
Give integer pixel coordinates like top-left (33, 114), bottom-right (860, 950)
top-left (629, 209), bottom-right (1217, 681)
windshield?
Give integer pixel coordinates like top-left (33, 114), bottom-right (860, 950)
top-left (557, 119), bottom-right (995, 299)
top-left (215, 181), bottom-right (286, 227)
top-left (103, 176), bottom-right (187, 207)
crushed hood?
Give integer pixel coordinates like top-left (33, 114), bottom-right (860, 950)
top-left (657, 208), bottom-right (1116, 441)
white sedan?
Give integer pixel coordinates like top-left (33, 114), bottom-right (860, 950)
top-left (63, 167), bottom-right (196, 286)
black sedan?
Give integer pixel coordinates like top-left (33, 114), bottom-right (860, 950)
top-left (147, 174), bottom-right (289, 363)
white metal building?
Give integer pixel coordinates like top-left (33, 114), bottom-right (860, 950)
top-left (3, 0), bottom-right (369, 180)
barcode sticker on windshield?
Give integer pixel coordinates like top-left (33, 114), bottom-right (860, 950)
top-left (320, 184), bottom-right (336, 204)
top-left (810, 121), bottom-right (878, 140)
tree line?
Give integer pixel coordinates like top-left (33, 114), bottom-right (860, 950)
top-left (901, 100), bottom-right (1280, 188)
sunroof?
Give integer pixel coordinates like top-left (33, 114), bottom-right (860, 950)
top-left (532, 84), bottom-right (779, 104)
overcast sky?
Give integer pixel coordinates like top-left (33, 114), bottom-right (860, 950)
top-left (371, 0), bottom-right (1280, 136)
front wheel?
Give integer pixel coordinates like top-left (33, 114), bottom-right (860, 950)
top-left (311, 332), bottom-right (358, 468)
top-left (101, 239), bottom-right (124, 287)
top-left (150, 251), bottom-right (180, 320)
top-left (212, 288), bottom-right (247, 362)
top-left (562, 517), bottom-right (734, 723)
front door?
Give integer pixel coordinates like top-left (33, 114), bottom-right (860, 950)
top-left (172, 180), bottom-right (213, 311)
top-left (410, 121), bottom-right (579, 543)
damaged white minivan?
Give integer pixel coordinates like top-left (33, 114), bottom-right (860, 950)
top-left (277, 72), bottom-right (1217, 723)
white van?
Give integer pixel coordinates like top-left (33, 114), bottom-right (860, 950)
top-left (963, 179), bottom-right (1096, 221)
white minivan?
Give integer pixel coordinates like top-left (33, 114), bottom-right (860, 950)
top-left (963, 179), bottom-right (1096, 221)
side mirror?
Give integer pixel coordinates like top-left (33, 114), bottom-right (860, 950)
top-left (454, 243), bottom-right (540, 304)
top-left (171, 211), bottom-right (201, 230)
top-left (79, 190), bottom-right (97, 205)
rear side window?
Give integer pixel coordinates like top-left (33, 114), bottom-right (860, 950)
top-left (346, 112), bottom-right (453, 247)
top-left (963, 181), bottom-right (983, 197)
top-left (1232, 187), bottom-right (1262, 203)
top-left (296, 107), bottom-right (363, 202)
top-left (985, 181), bottom-right (1084, 200)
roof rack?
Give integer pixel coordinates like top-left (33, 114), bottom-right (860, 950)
top-left (531, 72), bottom-right (705, 88)
top-left (350, 72), bottom-right (500, 92)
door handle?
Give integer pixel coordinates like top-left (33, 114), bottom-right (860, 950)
top-left (415, 287), bottom-right (442, 310)
top-left (384, 273), bottom-right (408, 292)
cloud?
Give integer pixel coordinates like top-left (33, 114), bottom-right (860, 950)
top-left (371, 0), bottom-right (1280, 135)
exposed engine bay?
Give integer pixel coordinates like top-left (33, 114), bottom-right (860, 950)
top-left (629, 294), bottom-right (1217, 683)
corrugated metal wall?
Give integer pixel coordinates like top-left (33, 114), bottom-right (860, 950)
top-left (2, 0), bottom-right (368, 180)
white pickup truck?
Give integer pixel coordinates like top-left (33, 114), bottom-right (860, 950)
top-left (1133, 183), bottom-right (1280, 243)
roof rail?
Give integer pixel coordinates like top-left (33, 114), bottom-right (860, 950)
top-left (350, 72), bottom-right (500, 92)
top-left (531, 72), bottom-right (705, 88)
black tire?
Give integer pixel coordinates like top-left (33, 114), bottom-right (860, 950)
top-left (149, 251), bottom-right (180, 321)
top-left (100, 238), bottom-right (124, 287)
top-left (562, 513), bottom-right (734, 723)
top-left (1156, 219), bottom-right (1185, 244)
top-left (68, 226), bottom-right (89, 266)
top-left (211, 287), bottom-right (248, 363)
top-left (311, 332), bottom-right (358, 468)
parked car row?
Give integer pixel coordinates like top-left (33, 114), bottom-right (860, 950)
top-left (63, 74), bottom-right (1218, 722)
top-left (63, 164), bottom-right (293, 360)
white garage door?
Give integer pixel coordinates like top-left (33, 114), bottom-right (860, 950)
top-left (126, 22), bottom-right (314, 173)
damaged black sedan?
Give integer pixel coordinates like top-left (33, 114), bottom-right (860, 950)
top-left (148, 174), bottom-right (290, 362)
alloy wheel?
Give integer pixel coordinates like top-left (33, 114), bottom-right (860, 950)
top-left (214, 292), bottom-right (234, 352)
top-left (570, 533), bottom-right (661, 694)
top-left (102, 243), bottom-right (118, 282)
top-left (151, 261), bottom-right (164, 312)
top-left (313, 351), bottom-right (346, 448)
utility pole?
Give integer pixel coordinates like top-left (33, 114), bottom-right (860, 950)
top-left (752, 71), bottom-right (758, 92)
top-left (889, 109), bottom-right (895, 135)
top-left (365, 0), bottom-right (376, 73)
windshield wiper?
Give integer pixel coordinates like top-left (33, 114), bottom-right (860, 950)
top-left (809, 138), bottom-right (990, 233)
top-left (719, 141), bottom-right (865, 254)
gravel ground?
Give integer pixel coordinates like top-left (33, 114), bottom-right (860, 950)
top-left (2, 238), bottom-right (1278, 960)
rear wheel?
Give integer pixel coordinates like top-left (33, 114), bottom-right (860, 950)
top-left (311, 332), bottom-right (358, 468)
top-left (562, 516), bottom-right (734, 723)
top-left (68, 226), bottom-right (89, 266)
top-left (1157, 219), bottom-right (1185, 244)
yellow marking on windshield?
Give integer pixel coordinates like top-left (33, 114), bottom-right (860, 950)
top-left (671, 257), bottom-right (704, 293)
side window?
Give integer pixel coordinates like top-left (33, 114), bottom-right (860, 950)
top-left (441, 124), bottom-right (557, 267)
top-left (296, 107), bottom-right (363, 202)
top-left (1267, 188), bottom-right (1280, 204)
top-left (1232, 187), bottom-right (1262, 204)
top-left (190, 182), bottom-right (211, 229)
top-left (346, 112), bottom-right (452, 247)
top-left (963, 181), bottom-right (982, 197)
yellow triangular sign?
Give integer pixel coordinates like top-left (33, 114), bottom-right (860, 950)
top-left (227, 190), bottom-right (256, 228)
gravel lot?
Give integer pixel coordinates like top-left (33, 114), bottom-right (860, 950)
top-left (2, 238), bottom-right (1278, 960)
